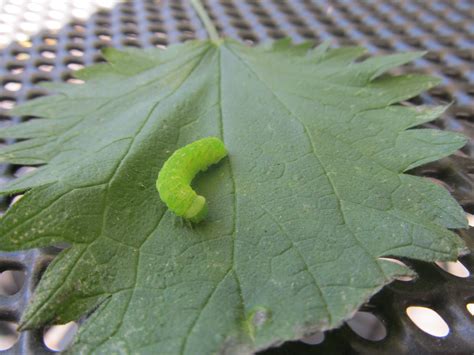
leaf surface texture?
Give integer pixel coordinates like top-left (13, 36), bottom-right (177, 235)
top-left (0, 40), bottom-right (467, 354)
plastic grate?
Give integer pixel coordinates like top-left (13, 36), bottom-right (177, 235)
top-left (0, 0), bottom-right (472, 353)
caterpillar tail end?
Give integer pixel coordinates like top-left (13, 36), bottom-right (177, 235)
top-left (184, 195), bottom-right (208, 223)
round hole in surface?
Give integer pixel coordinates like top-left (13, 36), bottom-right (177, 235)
top-left (301, 331), bottom-right (325, 345)
top-left (0, 97), bottom-right (16, 110)
top-left (13, 51), bottom-right (30, 61)
top-left (70, 22), bottom-right (86, 32)
top-left (453, 49), bottom-right (473, 61)
top-left (0, 321), bottom-right (19, 350)
top-left (179, 33), bottom-right (196, 42)
top-left (259, 19), bottom-right (276, 28)
top-left (268, 29), bottom-right (286, 39)
top-left (467, 304), bottom-right (474, 316)
top-left (120, 7), bottom-right (135, 16)
top-left (37, 62), bottom-right (55, 72)
top-left (64, 75), bottom-right (85, 85)
top-left (389, 24), bottom-right (406, 34)
top-left (289, 18), bottom-right (306, 27)
top-left (66, 61), bottom-right (85, 71)
top-left (173, 13), bottom-right (187, 21)
top-left (7, 64), bottom-right (25, 75)
top-left (317, 15), bottom-right (334, 25)
top-left (98, 33), bottom-right (112, 41)
top-left (406, 306), bottom-right (449, 337)
top-left (466, 85), bottom-right (474, 97)
top-left (122, 28), bottom-right (138, 37)
top-left (346, 311), bottom-right (387, 341)
top-left (252, 8), bottom-right (268, 17)
top-left (14, 166), bottom-right (37, 178)
top-left (68, 34), bottom-right (85, 44)
top-left (147, 14), bottom-right (163, 23)
top-left (467, 213), bottom-right (474, 227)
top-left (144, 3), bottom-right (159, 13)
top-left (96, 9), bottom-right (110, 17)
top-left (435, 260), bottom-right (470, 278)
top-left (42, 36), bottom-right (58, 46)
top-left (0, 270), bottom-right (25, 295)
top-left (231, 20), bottom-right (250, 31)
top-left (93, 54), bottom-right (107, 63)
top-left (40, 50), bottom-right (56, 59)
top-left (3, 81), bottom-right (22, 92)
top-left (43, 322), bottom-right (78, 352)
top-left (329, 28), bottom-right (346, 37)
top-left (31, 75), bottom-right (52, 84)
top-left (372, 38), bottom-right (393, 50)
top-left (9, 194), bottom-right (23, 206)
top-left (405, 36), bottom-right (423, 48)
top-left (148, 24), bottom-right (166, 35)
top-left (70, 47), bottom-right (85, 56)
top-left (121, 39), bottom-right (141, 48)
top-left (94, 41), bottom-right (109, 50)
top-left (122, 19), bottom-right (138, 27)
top-left (150, 37), bottom-right (168, 47)
top-left (425, 51), bottom-right (442, 63)
top-left (406, 95), bottom-right (423, 105)
top-left (437, 35), bottom-right (457, 47)
top-left (299, 29), bottom-right (317, 39)
top-left (239, 31), bottom-right (257, 43)
top-left (454, 108), bottom-right (474, 122)
top-left (443, 67), bottom-right (463, 79)
top-left (429, 87), bottom-right (452, 101)
top-left (177, 24), bottom-right (194, 32)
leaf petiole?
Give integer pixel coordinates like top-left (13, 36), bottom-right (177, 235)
top-left (189, 0), bottom-right (220, 42)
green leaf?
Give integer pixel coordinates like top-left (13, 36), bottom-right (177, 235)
top-left (0, 39), bottom-right (467, 354)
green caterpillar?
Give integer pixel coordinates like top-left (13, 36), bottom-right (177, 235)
top-left (156, 137), bottom-right (227, 223)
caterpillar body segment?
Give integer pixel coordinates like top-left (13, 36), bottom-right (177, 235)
top-left (156, 137), bottom-right (227, 223)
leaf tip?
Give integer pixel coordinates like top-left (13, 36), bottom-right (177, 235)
top-left (448, 131), bottom-right (469, 148)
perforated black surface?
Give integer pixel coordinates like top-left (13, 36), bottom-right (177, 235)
top-left (0, 0), bottom-right (472, 353)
